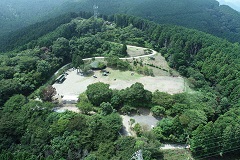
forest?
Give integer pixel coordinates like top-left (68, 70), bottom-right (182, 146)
top-left (0, 0), bottom-right (69, 37)
top-left (0, 12), bottom-right (240, 159)
top-left (1, 0), bottom-right (240, 46)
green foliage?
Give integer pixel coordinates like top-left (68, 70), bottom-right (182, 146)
top-left (37, 60), bottom-right (51, 77)
top-left (136, 66), bottom-right (154, 76)
top-left (100, 102), bottom-right (114, 115)
top-left (113, 136), bottom-right (136, 159)
top-left (105, 55), bottom-right (132, 71)
top-left (0, 94), bottom-right (124, 159)
top-left (86, 82), bottom-right (112, 106)
top-left (152, 91), bottom-right (174, 109)
top-left (123, 82), bottom-right (152, 108)
top-left (121, 43), bottom-right (128, 56)
top-left (120, 104), bottom-right (136, 114)
top-left (77, 93), bottom-right (94, 115)
top-left (151, 105), bottom-right (165, 117)
top-left (190, 108), bottom-right (240, 157)
top-left (0, 12), bottom-right (80, 52)
top-left (52, 37), bottom-right (71, 62)
top-left (133, 123), bottom-right (143, 137)
top-left (110, 90), bottom-right (124, 109)
top-left (72, 55), bottom-right (84, 68)
top-left (28, 0), bottom-right (240, 44)
top-left (3, 94), bottom-right (27, 113)
top-left (179, 109), bottom-right (207, 131)
top-left (153, 117), bottom-right (185, 143)
top-left (166, 103), bottom-right (188, 117)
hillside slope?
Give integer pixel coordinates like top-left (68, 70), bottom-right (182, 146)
top-left (1, 0), bottom-right (240, 44)
top-left (0, 0), bottom-right (68, 36)
top-left (54, 0), bottom-right (240, 42)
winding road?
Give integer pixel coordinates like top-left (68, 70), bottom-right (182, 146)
top-left (82, 45), bottom-right (157, 61)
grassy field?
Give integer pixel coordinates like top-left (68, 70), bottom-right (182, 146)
top-left (108, 69), bottom-right (142, 81)
top-left (127, 45), bottom-right (148, 57)
top-left (162, 149), bottom-right (193, 160)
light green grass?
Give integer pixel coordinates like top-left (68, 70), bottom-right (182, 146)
top-left (162, 149), bottom-right (193, 160)
top-left (108, 69), bottom-right (143, 81)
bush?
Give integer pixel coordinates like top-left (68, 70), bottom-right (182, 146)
top-left (151, 106), bottom-right (165, 117)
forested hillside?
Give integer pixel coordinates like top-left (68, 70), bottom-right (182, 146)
top-left (1, 0), bottom-right (240, 52)
top-left (0, 0), bottom-right (71, 37)
top-left (52, 0), bottom-right (240, 42)
top-left (0, 13), bottom-right (240, 159)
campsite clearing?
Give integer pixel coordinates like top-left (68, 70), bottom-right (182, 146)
top-left (53, 69), bottom-right (186, 98)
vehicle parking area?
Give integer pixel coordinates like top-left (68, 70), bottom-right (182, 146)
top-left (53, 68), bottom-right (185, 99)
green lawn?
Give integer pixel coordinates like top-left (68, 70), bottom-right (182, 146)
top-left (162, 149), bottom-right (193, 160)
top-left (108, 69), bottom-right (143, 81)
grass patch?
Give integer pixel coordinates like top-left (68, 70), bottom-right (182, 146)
top-left (162, 149), bottom-right (193, 160)
top-left (108, 69), bottom-right (142, 81)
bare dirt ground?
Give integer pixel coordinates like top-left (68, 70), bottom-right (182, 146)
top-left (160, 144), bottom-right (189, 150)
top-left (120, 108), bottom-right (160, 136)
top-left (53, 69), bottom-right (185, 97)
top-left (54, 106), bottom-right (80, 113)
top-left (127, 45), bottom-right (147, 57)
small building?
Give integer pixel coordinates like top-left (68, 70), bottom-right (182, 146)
top-left (90, 61), bottom-right (106, 70)
top-left (62, 95), bottom-right (78, 104)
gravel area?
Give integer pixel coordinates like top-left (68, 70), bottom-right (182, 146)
top-left (54, 106), bottom-right (80, 113)
top-left (160, 144), bottom-right (189, 150)
top-left (120, 108), bottom-right (160, 136)
top-left (53, 69), bottom-right (185, 98)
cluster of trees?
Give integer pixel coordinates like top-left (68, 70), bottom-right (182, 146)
top-left (0, 83), bottom-right (163, 159)
top-left (0, 94), bottom-right (126, 159)
top-left (82, 81), bottom-right (233, 158)
top-left (190, 108), bottom-right (240, 159)
top-left (0, 47), bottom-right (63, 106)
top-left (151, 91), bottom-right (216, 143)
top-left (84, 82), bottom-right (152, 113)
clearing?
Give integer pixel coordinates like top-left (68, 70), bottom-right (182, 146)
top-left (53, 69), bottom-right (185, 98)
top-left (53, 44), bottom-right (186, 97)
top-left (53, 45), bottom-right (189, 134)
top-left (120, 108), bottom-right (160, 136)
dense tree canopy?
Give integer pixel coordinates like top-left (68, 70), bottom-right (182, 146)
top-left (86, 82), bottom-right (113, 106)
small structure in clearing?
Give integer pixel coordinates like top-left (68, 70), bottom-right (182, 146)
top-left (90, 61), bottom-right (106, 70)
top-left (62, 95), bottom-right (78, 104)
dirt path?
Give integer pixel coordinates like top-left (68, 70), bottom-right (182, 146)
top-left (82, 45), bottom-right (157, 61)
top-left (160, 144), bottom-right (189, 150)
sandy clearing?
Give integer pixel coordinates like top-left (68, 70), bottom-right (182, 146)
top-left (54, 106), bottom-right (80, 113)
top-left (160, 144), bottom-right (189, 150)
top-left (120, 108), bottom-right (160, 136)
top-left (127, 45), bottom-right (154, 57)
